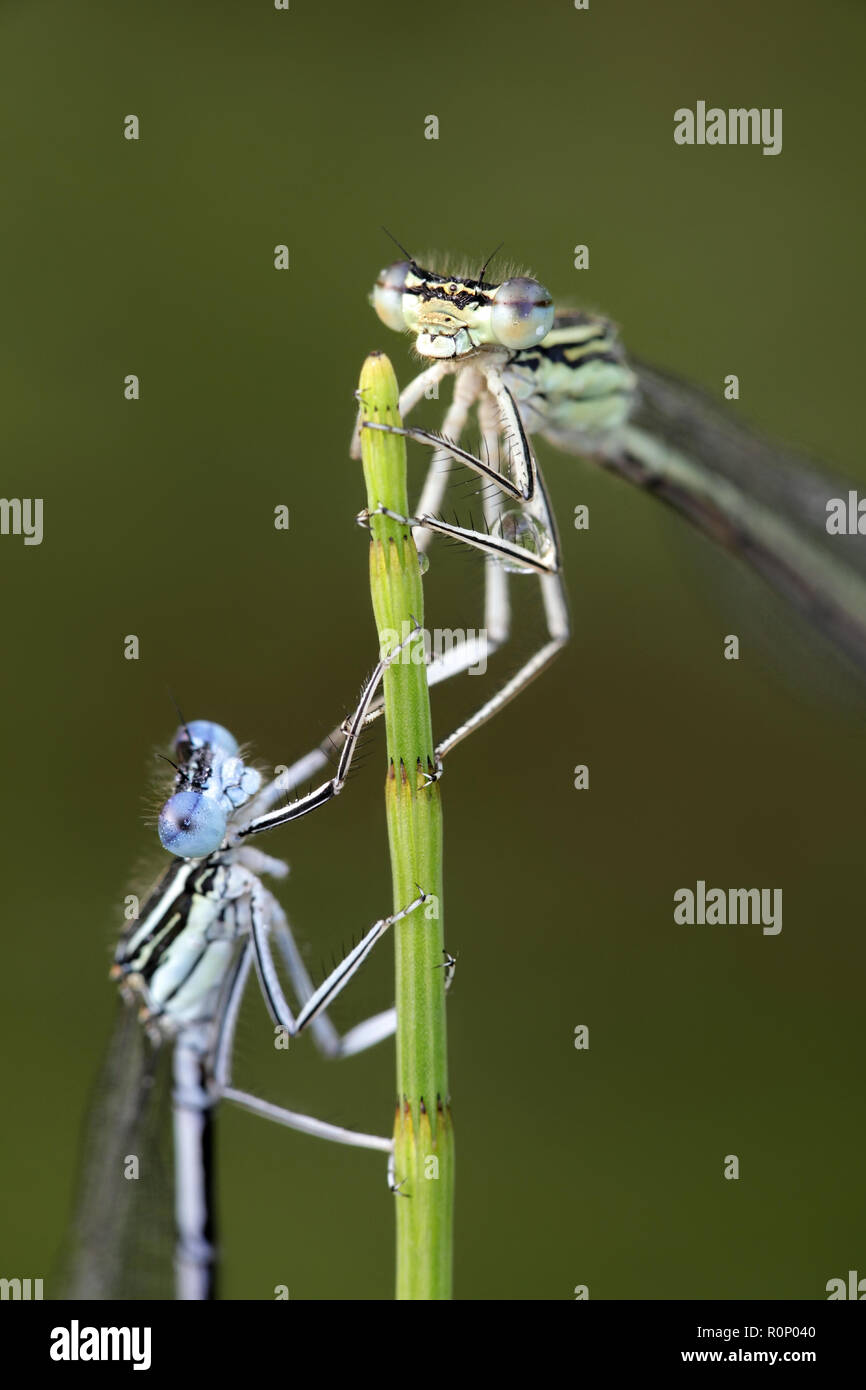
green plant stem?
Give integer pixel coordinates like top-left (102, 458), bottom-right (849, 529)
top-left (358, 352), bottom-right (454, 1301)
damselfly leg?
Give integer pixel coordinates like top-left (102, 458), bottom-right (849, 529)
top-left (354, 266), bottom-right (573, 757)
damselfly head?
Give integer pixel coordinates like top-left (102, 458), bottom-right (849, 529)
top-left (371, 260), bottom-right (554, 359)
top-left (158, 719), bottom-right (262, 857)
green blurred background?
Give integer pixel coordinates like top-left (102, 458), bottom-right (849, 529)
top-left (2, 0), bottom-right (864, 1300)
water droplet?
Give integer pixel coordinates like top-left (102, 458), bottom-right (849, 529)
top-left (491, 509), bottom-right (550, 575)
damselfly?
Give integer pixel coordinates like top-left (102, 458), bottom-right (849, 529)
top-left (61, 630), bottom-right (432, 1300)
top-left (356, 246), bottom-right (866, 751)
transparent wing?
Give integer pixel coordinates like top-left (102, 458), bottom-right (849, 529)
top-left (54, 1001), bottom-right (176, 1300)
top-left (572, 360), bottom-right (866, 674)
top-left (632, 362), bottom-right (865, 569)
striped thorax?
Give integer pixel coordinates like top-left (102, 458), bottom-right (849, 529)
top-left (112, 855), bottom-right (251, 1039)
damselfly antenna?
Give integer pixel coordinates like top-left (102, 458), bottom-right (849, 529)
top-left (166, 685), bottom-right (191, 744)
top-left (478, 241), bottom-right (504, 283)
top-left (381, 226), bottom-right (415, 263)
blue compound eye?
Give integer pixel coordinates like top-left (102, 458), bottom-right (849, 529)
top-left (174, 720), bottom-right (238, 761)
top-left (181, 720), bottom-right (238, 754)
top-left (158, 791), bottom-right (227, 858)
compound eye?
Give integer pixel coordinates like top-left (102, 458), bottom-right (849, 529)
top-left (174, 720), bottom-right (238, 761)
top-left (158, 791), bottom-right (227, 858)
top-left (371, 261), bottom-right (411, 331)
top-left (490, 277), bottom-right (554, 349)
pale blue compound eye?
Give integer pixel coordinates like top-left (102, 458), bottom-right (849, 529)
top-left (158, 791), bottom-right (227, 858)
top-left (372, 261), bottom-right (411, 331)
top-left (490, 277), bottom-right (554, 349)
top-left (175, 720), bottom-right (238, 760)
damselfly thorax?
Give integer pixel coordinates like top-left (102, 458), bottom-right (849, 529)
top-left (113, 855), bottom-right (250, 1038)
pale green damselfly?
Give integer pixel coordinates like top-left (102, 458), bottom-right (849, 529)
top-left (356, 248), bottom-right (866, 754)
